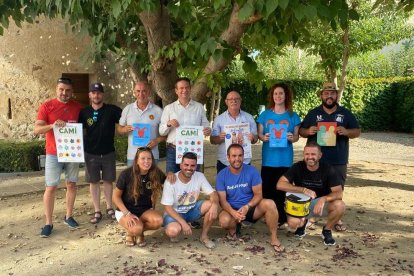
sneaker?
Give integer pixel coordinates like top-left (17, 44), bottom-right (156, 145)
top-left (322, 227), bottom-right (336, 246)
top-left (295, 219), bottom-right (307, 238)
top-left (241, 220), bottom-right (253, 227)
top-left (189, 221), bottom-right (201, 229)
top-left (40, 224), bottom-right (53, 238)
top-left (64, 216), bottom-right (79, 229)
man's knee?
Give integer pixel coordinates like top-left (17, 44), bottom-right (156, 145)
top-left (219, 211), bottom-right (233, 228)
top-left (66, 182), bottom-right (77, 192)
top-left (329, 199), bottom-right (346, 214)
top-left (260, 199), bottom-right (277, 213)
top-left (165, 223), bottom-right (181, 237)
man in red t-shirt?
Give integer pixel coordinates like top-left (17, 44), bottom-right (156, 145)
top-left (34, 77), bottom-right (82, 238)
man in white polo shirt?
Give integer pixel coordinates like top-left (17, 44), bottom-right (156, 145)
top-left (210, 90), bottom-right (258, 173)
top-left (118, 81), bottom-right (165, 166)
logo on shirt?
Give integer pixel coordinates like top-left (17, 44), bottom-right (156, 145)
top-left (316, 115), bottom-right (323, 122)
top-left (335, 114), bottom-right (344, 123)
top-left (149, 114), bottom-right (154, 120)
top-left (87, 118), bottom-right (94, 126)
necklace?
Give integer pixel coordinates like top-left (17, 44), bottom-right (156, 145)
top-left (141, 174), bottom-right (152, 189)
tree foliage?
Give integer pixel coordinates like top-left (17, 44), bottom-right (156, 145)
top-left (0, 0), bottom-right (357, 104)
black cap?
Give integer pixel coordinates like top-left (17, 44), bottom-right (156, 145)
top-left (57, 77), bottom-right (73, 85)
top-left (89, 83), bottom-right (104, 93)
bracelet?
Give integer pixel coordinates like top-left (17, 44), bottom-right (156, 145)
top-left (302, 187), bottom-right (306, 193)
top-left (123, 211), bottom-right (131, 217)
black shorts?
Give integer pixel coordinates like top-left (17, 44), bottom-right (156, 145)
top-left (244, 205), bottom-right (258, 223)
top-left (85, 151), bottom-right (116, 183)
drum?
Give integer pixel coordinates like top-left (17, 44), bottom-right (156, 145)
top-left (284, 192), bottom-right (311, 217)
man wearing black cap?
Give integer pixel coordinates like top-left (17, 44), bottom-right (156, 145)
top-left (79, 83), bottom-right (122, 224)
top-left (299, 82), bottom-right (360, 232)
top-left (35, 77), bottom-right (83, 237)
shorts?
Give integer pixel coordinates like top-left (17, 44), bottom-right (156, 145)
top-left (163, 200), bottom-right (204, 226)
top-left (114, 208), bottom-right (151, 222)
top-left (332, 164), bottom-right (347, 187)
top-left (85, 152), bottom-right (116, 183)
top-left (244, 205), bottom-right (258, 223)
top-left (307, 198), bottom-right (329, 218)
top-left (45, 154), bottom-right (80, 187)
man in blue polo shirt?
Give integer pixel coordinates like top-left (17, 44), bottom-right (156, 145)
top-left (216, 143), bottom-right (284, 253)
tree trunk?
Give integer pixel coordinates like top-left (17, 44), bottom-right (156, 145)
top-left (338, 27), bottom-right (350, 103)
top-left (139, 5), bottom-right (178, 106)
top-left (192, 3), bottom-right (261, 104)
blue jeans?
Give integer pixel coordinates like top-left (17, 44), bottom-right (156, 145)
top-left (166, 146), bottom-right (180, 173)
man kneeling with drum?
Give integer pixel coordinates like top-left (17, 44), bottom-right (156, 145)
top-left (276, 141), bottom-right (345, 246)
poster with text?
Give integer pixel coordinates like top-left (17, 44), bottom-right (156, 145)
top-left (176, 126), bottom-right (204, 164)
top-left (132, 123), bottom-right (151, 146)
top-left (54, 123), bottom-right (85, 162)
top-left (269, 124), bottom-right (288, 148)
top-left (317, 122), bottom-right (337, 146)
top-left (223, 123), bottom-right (252, 158)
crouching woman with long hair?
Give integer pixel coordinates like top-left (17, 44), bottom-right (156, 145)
top-left (113, 147), bottom-right (165, 246)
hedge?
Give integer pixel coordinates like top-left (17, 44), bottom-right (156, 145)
top-left (0, 136), bottom-right (166, 173)
top-left (219, 77), bottom-right (414, 132)
top-left (0, 140), bottom-right (45, 172)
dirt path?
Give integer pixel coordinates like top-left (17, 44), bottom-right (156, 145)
top-left (1, 132), bottom-right (413, 275)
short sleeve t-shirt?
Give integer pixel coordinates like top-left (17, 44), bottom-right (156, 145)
top-left (256, 110), bottom-right (301, 167)
top-left (116, 167), bottom-right (159, 215)
top-left (79, 104), bottom-right (122, 155)
top-left (160, 171), bottom-right (214, 213)
top-left (36, 98), bottom-right (82, 155)
top-left (300, 104), bottom-right (360, 165)
top-left (282, 161), bottom-right (341, 198)
top-left (216, 164), bottom-right (262, 210)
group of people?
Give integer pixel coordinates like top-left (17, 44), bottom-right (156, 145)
top-left (34, 76), bottom-right (360, 252)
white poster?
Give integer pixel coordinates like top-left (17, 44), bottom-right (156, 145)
top-left (224, 123), bottom-right (252, 159)
top-left (175, 126), bottom-right (204, 164)
top-left (53, 123), bottom-right (85, 163)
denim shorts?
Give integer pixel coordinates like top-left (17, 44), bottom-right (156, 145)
top-left (163, 200), bottom-right (204, 226)
top-left (45, 154), bottom-right (80, 187)
top-left (307, 197), bottom-right (329, 218)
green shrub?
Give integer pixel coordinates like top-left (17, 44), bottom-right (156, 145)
top-left (218, 77), bottom-right (414, 133)
top-left (0, 140), bottom-right (45, 172)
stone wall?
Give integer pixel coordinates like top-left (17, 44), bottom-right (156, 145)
top-left (0, 17), bottom-right (136, 141)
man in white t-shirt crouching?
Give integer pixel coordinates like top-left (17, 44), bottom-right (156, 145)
top-left (161, 152), bottom-right (219, 249)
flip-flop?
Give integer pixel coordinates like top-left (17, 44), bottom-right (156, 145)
top-left (334, 223), bottom-right (347, 232)
top-left (136, 235), bottom-right (147, 247)
top-left (90, 211), bottom-right (102, 224)
top-left (200, 238), bottom-right (216, 249)
top-left (106, 208), bottom-right (116, 220)
top-left (226, 231), bottom-right (238, 241)
top-left (271, 243), bottom-right (285, 253)
top-left (125, 235), bottom-right (136, 247)
top-left (306, 219), bottom-right (316, 230)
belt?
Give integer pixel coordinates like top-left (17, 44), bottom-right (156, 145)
top-left (167, 143), bottom-right (176, 148)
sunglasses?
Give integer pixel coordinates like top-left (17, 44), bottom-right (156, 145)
top-left (92, 111), bottom-right (98, 122)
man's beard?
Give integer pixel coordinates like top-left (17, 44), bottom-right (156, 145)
top-left (322, 98), bottom-right (337, 109)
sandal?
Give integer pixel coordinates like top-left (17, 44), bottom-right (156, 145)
top-left (90, 211), bottom-right (102, 224)
top-left (226, 231), bottom-right (238, 241)
top-left (306, 219), bottom-right (317, 230)
top-left (125, 235), bottom-right (136, 247)
top-left (136, 234), bottom-right (147, 247)
top-left (200, 238), bottom-right (216, 249)
top-left (271, 242), bottom-right (285, 253)
top-left (106, 208), bottom-right (116, 220)
top-left (334, 223), bottom-right (347, 232)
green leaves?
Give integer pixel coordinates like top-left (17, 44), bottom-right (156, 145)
top-left (238, 1), bottom-right (254, 21)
